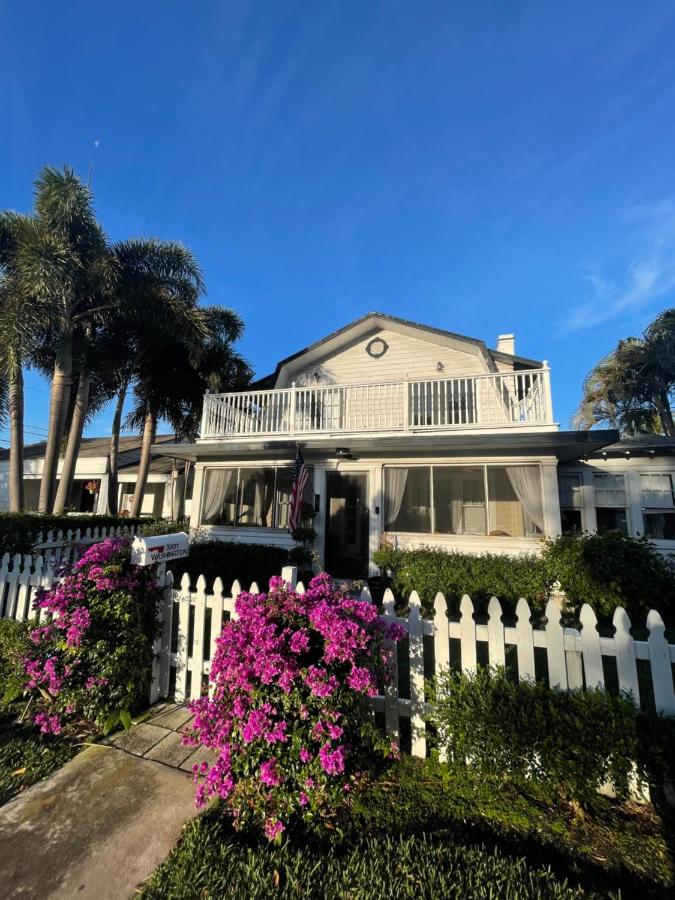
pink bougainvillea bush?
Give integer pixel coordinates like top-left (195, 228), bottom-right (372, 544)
top-left (187, 572), bottom-right (406, 840)
top-left (20, 538), bottom-right (161, 735)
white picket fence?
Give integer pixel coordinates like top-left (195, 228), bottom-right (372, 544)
top-left (0, 525), bottom-right (143, 620)
top-left (0, 554), bottom-right (59, 621)
top-left (33, 524), bottom-right (142, 567)
top-left (154, 568), bottom-right (675, 758)
top-left (3, 552), bottom-right (674, 759)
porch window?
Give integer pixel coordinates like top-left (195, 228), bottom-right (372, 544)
top-left (640, 473), bottom-right (675, 539)
top-left (383, 464), bottom-right (544, 537)
top-left (433, 467), bottom-right (486, 534)
top-left (384, 467), bottom-right (431, 533)
top-left (201, 467), bottom-right (300, 528)
top-left (558, 473), bottom-right (583, 534)
top-left (593, 473), bottom-right (628, 533)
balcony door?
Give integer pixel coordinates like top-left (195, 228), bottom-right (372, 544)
top-left (324, 472), bottom-right (369, 579)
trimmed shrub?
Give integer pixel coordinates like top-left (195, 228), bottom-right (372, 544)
top-left (172, 540), bottom-right (296, 592)
top-left (429, 666), bottom-right (673, 809)
top-left (187, 573), bottom-right (405, 839)
top-left (372, 544), bottom-right (551, 616)
top-left (0, 512), bottom-right (154, 556)
top-left (20, 538), bottom-right (161, 734)
top-left (543, 531), bottom-right (675, 622)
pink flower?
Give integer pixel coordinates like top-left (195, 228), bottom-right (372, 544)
top-left (299, 748), bottom-right (312, 763)
top-left (264, 818), bottom-right (285, 841)
top-left (319, 742), bottom-right (346, 776)
top-left (259, 758), bottom-right (282, 787)
top-left (33, 711), bottom-right (62, 735)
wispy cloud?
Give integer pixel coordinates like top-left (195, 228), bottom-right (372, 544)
top-left (564, 199), bottom-right (675, 331)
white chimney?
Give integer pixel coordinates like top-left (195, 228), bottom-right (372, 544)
top-left (497, 334), bottom-right (515, 355)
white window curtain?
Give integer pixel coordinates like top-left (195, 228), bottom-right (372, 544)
top-left (254, 472), bottom-right (275, 526)
top-left (202, 469), bottom-right (234, 523)
top-left (450, 496), bottom-right (464, 534)
top-left (384, 469), bottom-right (408, 528)
top-left (506, 466), bottom-right (544, 533)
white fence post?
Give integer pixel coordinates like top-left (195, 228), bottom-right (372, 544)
top-left (408, 590), bottom-right (426, 758)
top-left (281, 565), bottom-right (298, 589)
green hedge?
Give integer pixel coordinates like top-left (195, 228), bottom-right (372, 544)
top-left (429, 666), bottom-right (675, 810)
top-left (170, 540), bottom-right (299, 592)
top-left (0, 513), bottom-right (155, 557)
top-left (543, 531), bottom-right (675, 621)
top-left (372, 543), bottom-right (551, 616)
top-left (373, 531), bottom-right (675, 621)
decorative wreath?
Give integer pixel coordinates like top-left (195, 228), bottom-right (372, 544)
top-left (365, 337), bottom-right (389, 359)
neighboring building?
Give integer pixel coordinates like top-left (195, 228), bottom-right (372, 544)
top-left (0, 435), bottom-right (193, 519)
top-left (558, 435), bottom-right (675, 558)
top-left (153, 312), bottom-right (625, 577)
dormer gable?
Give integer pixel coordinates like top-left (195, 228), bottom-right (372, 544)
top-left (254, 313), bottom-right (542, 389)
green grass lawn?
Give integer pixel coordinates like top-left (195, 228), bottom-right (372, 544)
top-left (140, 756), bottom-right (674, 900)
top-left (0, 706), bottom-right (89, 807)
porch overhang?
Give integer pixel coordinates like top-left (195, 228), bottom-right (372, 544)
top-left (152, 429), bottom-right (619, 464)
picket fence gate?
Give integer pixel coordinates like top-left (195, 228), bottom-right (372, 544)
top-left (154, 567), bottom-right (675, 759)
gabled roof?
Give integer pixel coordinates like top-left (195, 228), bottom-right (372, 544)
top-left (15, 434), bottom-right (177, 461)
top-left (250, 312), bottom-right (543, 388)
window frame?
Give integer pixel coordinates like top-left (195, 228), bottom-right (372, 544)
top-left (592, 473), bottom-right (629, 533)
top-left (382, 462), bottom-right (543, 538)
top-left (640, 472), bottom-right (675, 540)
top-left (200, 465), bottom-right (302, 530)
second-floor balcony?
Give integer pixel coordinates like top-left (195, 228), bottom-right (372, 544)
top-left (200, 368), bottom-right (554, 441)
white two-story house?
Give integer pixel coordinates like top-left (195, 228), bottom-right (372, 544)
top-left (155, 313), bottom-right (618, 577)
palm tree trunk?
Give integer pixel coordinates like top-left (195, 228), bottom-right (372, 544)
top-left (52, 368), bottom-right (91, 515)
top-left (38, 330), bottom-right (73, 513)
top-left (8, 366), bottom-right (25, 512)
top-left (653, 394), bottom-right (675, 436)
top-left (107, 386), bottom-right (127, 515)
top-left (129, 407), bottom-right (156, 518)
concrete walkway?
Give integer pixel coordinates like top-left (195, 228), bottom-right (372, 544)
top-left (0, 704), bottom-right (213, 900)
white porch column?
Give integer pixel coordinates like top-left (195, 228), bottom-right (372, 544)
top-left (540, 460), bottom-right (561, 539)
top-left (368, 465), bottom-right (383, 575)
top-left (311, 465), bottom-right (327, 570)
top-left (189, 465), bottom-right (206, 531)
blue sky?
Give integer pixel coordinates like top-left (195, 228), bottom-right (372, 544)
top-left (2, 0), bottom-right (675, 446)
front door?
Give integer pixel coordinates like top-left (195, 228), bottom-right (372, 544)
top-left (324, 472), bottom-right (369, 579)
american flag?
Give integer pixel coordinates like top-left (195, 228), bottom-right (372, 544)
top-left (288, 447), bottom-right (310, 532)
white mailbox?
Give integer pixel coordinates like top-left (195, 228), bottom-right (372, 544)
top-left (131, 532), bottom-right (189, 567)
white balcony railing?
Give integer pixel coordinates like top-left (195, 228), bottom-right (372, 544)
top-left (200, 368), bottom-right (554, 440)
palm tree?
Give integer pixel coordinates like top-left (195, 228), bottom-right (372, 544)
top-left (0, 211), bottom-right (69, 511)
top-left (108, 239), bottom-right (208, 518)
top-left (30, 166), bottom-right (118, 513)
top-left (575, 311), bottom-right (675, 436)
top-left (127, 304), bottom-right (251, 517)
